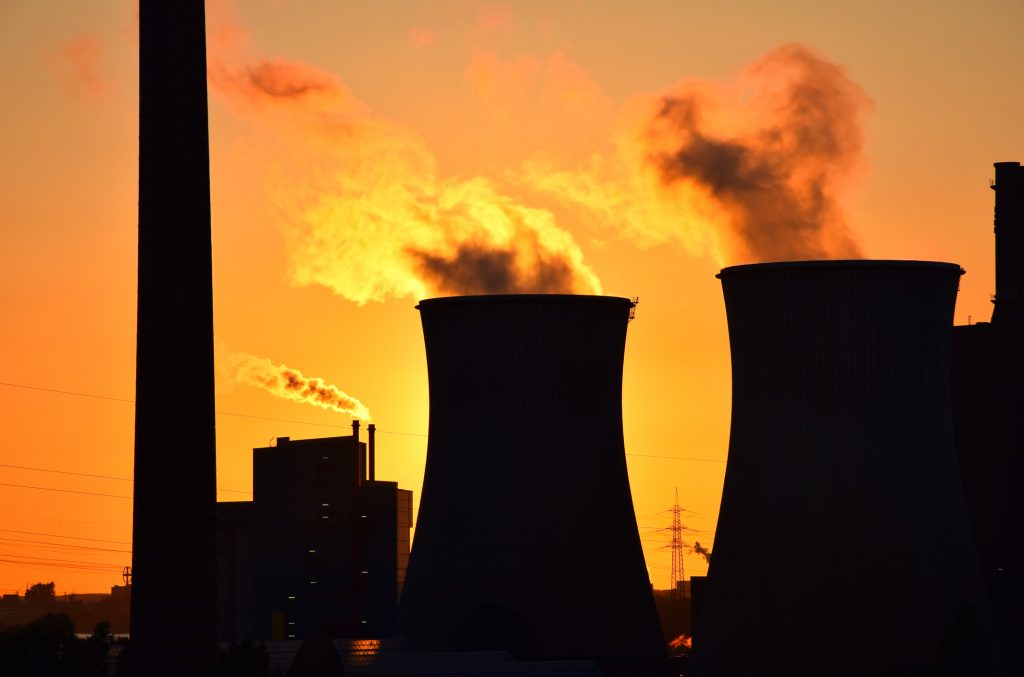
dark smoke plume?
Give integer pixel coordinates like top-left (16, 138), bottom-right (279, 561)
top-left (244, 60), bottom-right (340, 100)
top-left (649, 44), bottom-right (868, 262)
top-left (411, 243), bottom-right (578, 295)
top-left (694, 541), bottom-right (712, 564)
top-left (228, 351), bottom-right (371, 420)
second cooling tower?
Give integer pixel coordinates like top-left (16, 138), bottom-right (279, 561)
top-left (397, 295), bottom-right (666, 677)
top-left (689, 261), bottom-right (999, 676)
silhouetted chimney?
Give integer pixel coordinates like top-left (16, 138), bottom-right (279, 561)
top-left (129, 1), bottom-right (218, 674)
top-left (368, 423), bottom-right (376, 482)
top-left (992, 161), bottom-right (1024, 326)
top-left (352, 419), bottom-right (362, 482)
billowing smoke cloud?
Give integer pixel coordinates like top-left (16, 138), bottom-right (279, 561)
top-left (648, 45), bottom-right (866, 261)
top-left (227, 352), bottom-right (371, 420)
top-left (693, 541), bottom-right (712, 564)
top-left (206, 6), bottom-right (600, 303)
top-left (414, 245), bottom-right (576, 296)
top-left (518, 44), bottom-right (869, 264)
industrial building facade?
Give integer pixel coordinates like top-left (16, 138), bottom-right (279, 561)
top-left (218, 425), bottom-right (412, 642)
top-left (952, 161), bottom-right (1024, 675)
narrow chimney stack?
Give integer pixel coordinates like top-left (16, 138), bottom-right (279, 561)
top-left (992, 161), bottom-right (1024, 326)
top-left (368, 423), bottom-right (376, 482)
top-left (352, 419), bottom-right (362, 482)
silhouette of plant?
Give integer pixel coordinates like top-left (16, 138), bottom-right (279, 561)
top-left (0, 612), bottom-right (111, 676)
top-left (24, 581), bottom-right (56, 604)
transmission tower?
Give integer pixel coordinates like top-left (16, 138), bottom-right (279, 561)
top-left (670, 487), bottom-right (685, 597)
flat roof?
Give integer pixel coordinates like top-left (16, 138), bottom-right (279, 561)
top-left (717, 259), bottom-right (964, 279)
top-left (417, 294), bottom-right (633, 309)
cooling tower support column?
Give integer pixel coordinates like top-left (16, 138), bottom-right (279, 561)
top-left (130, 1), bottom-right (218, 674)
top-left (690, 261), bottom-right (1000, 677)
top-left (397, 295), bottom-right (666, 677)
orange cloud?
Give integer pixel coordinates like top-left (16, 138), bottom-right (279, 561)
top-left (408, 27), bottom-right (437, 48)
top-left (470, 6), bottom-right (512, 40)
top-left (517, 44), bottom-right (870, 265)
top-left (465, 50), bottom-right (611, 128)
top-left (465, 50), bottom-right (539, 105)
top-left (55, 35), bottom-right (107, 98)
top-left (206, 9), bottom-right (601, 303)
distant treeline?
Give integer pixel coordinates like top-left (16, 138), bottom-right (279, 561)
top-left (0, 582), bottom-right (129, 634)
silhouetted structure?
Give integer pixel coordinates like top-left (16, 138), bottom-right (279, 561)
top-left (990, 162), bottom-right (1024, 328)
top-left (0, 585), bottom-right (130, 633)
top-left (952, 161), bottom-right (1024, 675)
top-left (129, 1), bottom-right (218, 674)
top-left (218, 424), bottom-right (412, 642)
top-left (397, 295), bottom-right (666, 677)
top-left (691, 261), bottom-right (998, 677)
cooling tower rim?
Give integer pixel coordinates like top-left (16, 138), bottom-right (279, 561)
top-left (717, 259), bottom-right (964, 279)
top-left (416, 294), bottom-right (634, 310)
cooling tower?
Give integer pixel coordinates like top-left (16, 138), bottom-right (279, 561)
top-left (397, 295), bottom-right (666, 677)
top-left (129, 1), bottom-right (218, 674)
top-left (690, 261), bottom-right (1000, 677)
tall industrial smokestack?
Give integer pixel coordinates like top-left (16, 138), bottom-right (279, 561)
top-left (352, 419), bottom-right (362, 482)
top-left (690, 261), bottom-right (999, 676)
top-left (368, 423), bottom-right (376, 482)
top-left (992, 161), bottom-right (1024, 326)
top-left (129, 2), bottom-right (218, 674)
top-left (397, 295), bottom-right (666, 677)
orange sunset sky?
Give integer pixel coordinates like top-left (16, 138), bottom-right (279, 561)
top-left (1, 0), bottom-right (1022, 595)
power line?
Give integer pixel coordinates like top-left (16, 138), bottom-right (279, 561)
top-left (0, 551), bottom-right (122, 569)
top-left (0, 380), bottom-right (410, 435)
top-left (0, 537), bottom-right (130, 554)
top-left (0, 482), bottom-right (130, 500)
top-left (0, 529), bottom-right (130, 545)
top-left (0, 381), bottom-right (132, 403)
top-left (0, 463), bottom-right (131, 483)
top-left (216, 409), bottom-right (353, 431)
top-left (0, 462), bottom-right (252, 495)
top-left (0, 380), bottom-right (724, 462)
top-left (0, 557), bottom-right (122, 573)
top-left (376, 429), bottom-right (427, 438)
top-left (0, 510), bottom-right (130, 529)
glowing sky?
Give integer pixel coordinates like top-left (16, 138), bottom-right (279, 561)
top-left (0, 0), bottom-right (1022, 594)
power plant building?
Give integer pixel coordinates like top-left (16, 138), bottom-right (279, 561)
top-left (397, 295), bottom-right (666, 677)
top-left (952, 161), bottom-right (1024, 675)
top-left (218, 424), bottom-right (412, 642)
top-left (691, 261), bottom-right (998, 676)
